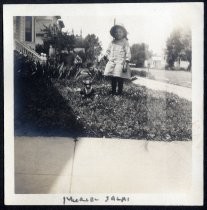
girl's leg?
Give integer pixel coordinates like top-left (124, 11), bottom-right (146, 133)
top-left (117, 77), bottom-right (124, 94)
top-left (111, 77), bottom-right (117, 94)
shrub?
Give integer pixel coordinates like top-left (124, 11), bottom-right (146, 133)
top-left (35, 44), bottom-right (47, 55)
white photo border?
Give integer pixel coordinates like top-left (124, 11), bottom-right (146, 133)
top-left (4, 3), bottom-right (204, 205)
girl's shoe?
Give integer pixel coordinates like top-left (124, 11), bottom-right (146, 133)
top-left (108, 90), bottom-right (116, 95)
top-left (117, 90), bottom-right (123, 95)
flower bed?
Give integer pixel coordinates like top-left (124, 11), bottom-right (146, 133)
top-left (54, 78), bottom-right (192, 141)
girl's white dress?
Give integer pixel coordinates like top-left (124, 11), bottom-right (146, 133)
top-left (104, 38), bottom-right (131, 79)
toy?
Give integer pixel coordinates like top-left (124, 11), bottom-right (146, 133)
top-left (80, 79), bottom-right (95, 98)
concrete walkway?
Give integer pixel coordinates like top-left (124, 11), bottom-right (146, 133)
top-left (15, 137), bottom-right (192, 194)
top-left (132, 77), bottom-right (192, 101)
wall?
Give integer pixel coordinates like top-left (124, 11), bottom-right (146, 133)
top-left (14, 16), bottom-right (25, 42)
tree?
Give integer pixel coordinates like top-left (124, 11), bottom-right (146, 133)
top-left (41, 26), bottom-right (103, 66)
top-left (41, 24), bottom-right (75, 55)
top-left (180, 28), bottom-right (192, 70)
top-left (83, 34), bottom-right (102, 63)
top-left (130, 43), bottom-right (152, 67)
top-left (165, 27), bottom-right (191, 70)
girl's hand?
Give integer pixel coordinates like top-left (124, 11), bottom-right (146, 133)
top-left (123, 61), bottom-right (129, 73)
top-left (103, 55), bottom-right (108, 61)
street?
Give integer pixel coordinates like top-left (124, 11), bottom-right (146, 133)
top-left (131, 68), bottom-right (192, 88)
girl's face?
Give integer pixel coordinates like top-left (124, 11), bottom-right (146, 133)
top-left (114, 27), bottom-right (125, 40)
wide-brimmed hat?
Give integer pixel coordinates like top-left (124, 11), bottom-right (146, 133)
top-left (110, 24), bottom-right (128, 38)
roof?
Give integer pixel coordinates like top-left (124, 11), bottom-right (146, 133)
top-left (151, 56), bottom-right (162, 61)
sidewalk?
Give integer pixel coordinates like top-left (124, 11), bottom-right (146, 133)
top-left (132, 77), bottom-right (192, 101)
top-left (15, 137), bottom-right (192, 194)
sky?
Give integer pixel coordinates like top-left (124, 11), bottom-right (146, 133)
top-left (61, 3), bottom-right (194, 55)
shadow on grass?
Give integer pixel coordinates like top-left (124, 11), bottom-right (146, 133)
top-left (14, 74), bottom-right (84, 137)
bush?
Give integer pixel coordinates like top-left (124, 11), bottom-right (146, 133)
top-left (35, 44), bottom-right (47, 55)
top-left (14, 50), bottom-right (77, 80)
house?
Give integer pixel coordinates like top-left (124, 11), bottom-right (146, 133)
top-left (14, 16), bottom-right (64, 50)
top-left (13, 16), bottom-right (64, 62)
top-left (174, 59), bottom-right (190, 70)
top-left (144, 55), bottom-right (166, 70)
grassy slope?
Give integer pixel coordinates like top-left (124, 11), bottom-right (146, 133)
top-left (54, 78), bottom-right (192, 141)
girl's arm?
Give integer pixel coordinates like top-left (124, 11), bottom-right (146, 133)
top-left (105, 42), bottom-right (112, 58)
top-left (123, 41), bottom-right (131, 72)
top-left (125, 40), bottom-right (131, 62)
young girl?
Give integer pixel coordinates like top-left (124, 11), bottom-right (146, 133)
top-left (104, 24), bottom-right (131, 95)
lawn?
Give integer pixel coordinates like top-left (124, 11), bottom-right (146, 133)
top-left (14, 67), bottom-right (192, 140)
top-left (14, 49), bottom-right (192, 141)
top-left (131, 68), bottom-right (192, 88)
top-left (53, 77), bottom-right (192, 141)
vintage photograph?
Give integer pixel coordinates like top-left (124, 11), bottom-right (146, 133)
top-left (4, 3), bottom-right (203, 205)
